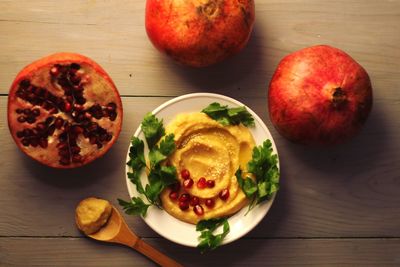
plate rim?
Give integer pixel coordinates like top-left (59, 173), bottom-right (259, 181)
top-left (125, 92), bottom-right (279, 247)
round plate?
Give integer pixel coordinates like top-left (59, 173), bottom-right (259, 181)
top-left (125, 93), bottom-right (279, 247)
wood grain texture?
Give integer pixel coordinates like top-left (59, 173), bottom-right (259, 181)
top-left (1, 237), bottom-right (400, 266)
top-left (1, 97), bottom-right (399, 238)
top-left (0, 0), bottom-right (399, 98)
top-left (1, 0), bottom-right (400, 266)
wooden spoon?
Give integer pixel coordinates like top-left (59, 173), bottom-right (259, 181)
top-left (83, 206), bottom-right (183, 267)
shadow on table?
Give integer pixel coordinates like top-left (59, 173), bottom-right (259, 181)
top-left (21, 141), bottom-right (122, 189)
top-left (279, 102), bottom-right (389, 178)
top-left (162, 24), bottom-right (270, 98)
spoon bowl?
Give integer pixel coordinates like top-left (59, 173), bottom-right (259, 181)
top-left (79, 206), bottom-right (182, 267)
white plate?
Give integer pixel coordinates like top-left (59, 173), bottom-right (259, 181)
top-left (125, 93), bottom-right (279, 247)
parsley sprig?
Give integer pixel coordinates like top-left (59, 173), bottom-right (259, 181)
top-left (202, 102), bottom-right (255, 127)
top-left (119, 113), bottom-right (178, 216)
top-left (196, 218), bottom-right (230, 253)
top-left (236, 140), bottom-right (279, 211)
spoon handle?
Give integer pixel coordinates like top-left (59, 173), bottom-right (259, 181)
top-left (132, 239), bottom-right (183, 267)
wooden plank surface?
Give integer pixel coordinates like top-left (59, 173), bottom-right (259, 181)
top-left (0, 0), bottom-right (400, 266)
top-left (1, 238), bottom-right (400, 266)
top-left (1, 96), bottom-right (399, 238)
top-left (0, 0), bottom-right (399, 98)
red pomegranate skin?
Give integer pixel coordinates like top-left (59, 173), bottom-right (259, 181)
top-left (268, 45), bottom-right (373, 145)
top-left (145, 0), bottom-right (255, 67)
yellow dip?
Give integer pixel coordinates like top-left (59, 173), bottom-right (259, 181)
top-left (75, 197), bottom-right (112, 235)
top-left (160, 112), bottom-right (255, 224)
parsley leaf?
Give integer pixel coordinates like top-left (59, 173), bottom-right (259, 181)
top-left (118, 197), bottom-right (151, 217)
top-left (236, 139), bottom-right (280, 210)
top-left (202, 102), bottom-right (255, 127)
top-left (149, 134), bottom-right (175, 168)
top-left (126, 137), bottom-right (146, 195)
top-left (146, 165), bottom-right (178, 205)
top-left (235, 169), bottom-right (257, 198)
top-left (122, 114), bottom-right (178, 216)
top-left (196, 218), bottom-right (230, 253)
top-left (142, 112), bottom-right (165, 149)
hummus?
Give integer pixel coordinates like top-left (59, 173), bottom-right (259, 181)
top-left (160, 112), bottom-right (255, 224)
top-left (75, 197), bottom-right (112, 235)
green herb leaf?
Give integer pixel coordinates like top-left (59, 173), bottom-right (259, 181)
top-left (235, 169), bottom-right (257, 198)
top-left (141, 112), bottom-right (165, 149)
top-left (202, 102), bottom-right (255, 127)
top-left (126, 137), bottom-right (146, 195)
top-left (118, 197), bottom-right (151, 217)
top-left (239, 139), bottom-right (279, 207)
top-left (122, 113), bottom-right (177, 216)
top-left (148, 134), bottom-right (176, 168)
top-left (159, 134), bottom-right (175, 156)
top-left (196, 218), bottom-right (230, 253)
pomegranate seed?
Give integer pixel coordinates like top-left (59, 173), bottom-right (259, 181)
top-left (17, 116), bottom-right (26, 123)
top-left (36, 122), bottom-right (46, 132)
top-left (74, 104), bottom-right (83, 111)
top-left (16, 131), bottom-right (24, 138)
top-left (70, 63), bottom-right (80, 70)
top-left (179, 201), bottom-right (189, 211)
top-left (179, 193), bottom-right (190, 202)
top-left (30, 138), bottom-right (39, 147)
top-left (197, 177), bottom-right (207, 189)
top-left (47, 124), bottom-right (56, 135)
top-left (107, 102), bottom-right (117, 111)
top-left (72, 125), bottom-right (84, 134)
top-left (20, 79), bottom-right (30, 88)
top-left (16, 108), bottom-right (23, 114)
top-left (70, 146), bottom-right (81, 154)
top-left (31, 108), bottom-right (40, 117)
top-left (39, 138), bottom-right (48, 148)
top-left (193, 205), bottom-right (204, 216)
top-left (219, 188), bottom-right (230, 201)
top-left (180, 169), bottom-right (190, 180)
top-left (190, 196), bottom-right (200, 206)
top-left (64, 102), bottom-right (72, 112)
top-left (105, 134), bottom-right (112, 141)
top-left (26, 116), bottom-right (35, 124)
top-left (183, 178), bottom-right (194, 189)
top-left (21, 139), bottom-right (30, 146)
top-left (169, 191), bottom-right (178, 200)
top-left (45, 116), bottom-right (54, 125)
top-left (109, 111), bottom-right (117, 121)
top-left (206, 180), bottom-right (215, 188)
top-left (205, 198), bottom-right (215, 208)
top-left (50, 66), bottom-right (59, 76)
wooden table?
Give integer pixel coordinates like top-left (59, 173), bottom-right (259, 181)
top-left (1, 1), bottom-right (399, 266)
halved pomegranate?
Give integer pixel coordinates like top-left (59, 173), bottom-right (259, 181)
top-left (7, 53), bottom-right (123, 168)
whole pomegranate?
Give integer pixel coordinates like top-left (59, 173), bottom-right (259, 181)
top-left (7, 53), bottom-right (123, 168)
top-left (268, 45), bottom-right (372, 145)
top-left (145, 0), bottom-right (255, 67)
